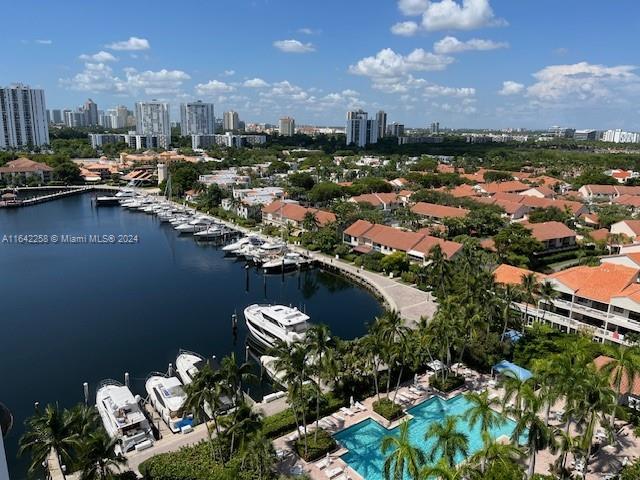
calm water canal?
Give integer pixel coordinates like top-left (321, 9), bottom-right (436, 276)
top-left (0, 194), bottom-right (382, 478)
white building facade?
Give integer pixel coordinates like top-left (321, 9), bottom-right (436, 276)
top-left (135, 101), bottom-right (170, 137)
top-left (180, 101), bottom-right (215, 136)
top-left (279, 117), bottom-right (295, 136)
top-left (0, 84), bottom-right (49, 150)
top-left (346, 110), bottom-right (379, 147)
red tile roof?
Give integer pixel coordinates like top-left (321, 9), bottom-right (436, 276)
top-left (262, 200), bottom-right (336, 226)
top-left (550, 263), bottom-right (639, 303)
top-left (349, 192), bottom-right (400, 207)
top-left (410, 202), bottom-right (469, 219)
top-left (494, 264), bottom-right (544, 286)
top-left (594, 355), bottom-right (640, 396)
top-left (481, 181), bottom-right (530, 194)
top-left (615, 194), bottom-right (640, 208)
top-left (524, 221), bottom-right (577, 242)
top-left (410, 235), bottom-right (463, 259)
top-left (0, 157), bottom-right (54, 173)
top-left (615, 220), bottom-right (640, 236)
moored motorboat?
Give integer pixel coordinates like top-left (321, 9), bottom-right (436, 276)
top-left (96, 380), bottom-right (154, 453)
top-left (244, 304), bottom-right (310, 349)
top-left (145, 373), bottom-right (193, 433)
top-left (262, 252), bottom-right (304, 272)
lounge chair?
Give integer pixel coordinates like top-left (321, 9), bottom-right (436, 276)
top-left (326, 467), bottom-right (344, 479)
top-left (409, 387), bottom-right (423, 396)
top-left (315, 456), bottom-right (331, 470)
top-left (332, 413), bottom-right (346, 422)
top-left (340, 407), bottom-right (355, 416)
top-left (355, 401), bottom-right (366, 411)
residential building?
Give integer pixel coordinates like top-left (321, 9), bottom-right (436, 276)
top-left (602, 129), bottom-right (640, 144)
top-left (279, 117), bottom-right (295, 136)
top-left (346, 110), bottom-right (378, 147)
top-left (0, 157), bottom-right (53, 183)
top-left (261, 200), bottom-right (336, 231)
top-left (478, 181), bottom-right (530, 195)
top-left (410, 202), bottom-right (469, 222)
top-left (607, 169), bottom-right (639, 184)
top-left (388, 122), bottom-right (405, 137)
top-left (223, 111), bottom-right (240, 132)
top-left (573, 129), bottom-right (598, 141)
top-left (180, 101), bottom-right (215, 136)
top-left (524, 221), bottom-right (577, 252)
top-left (548, 126), bottom-right (575, 138)
top-left (192, 133), bottom-right (266, 149)
top-left (398, 136), bottom-right (444, 145)
top-left (89, 132), bottom-right (170, 150)
top-left (376, 111), bottom-right (387, 139)
top-left (611, 220), bottom-right (640, 241)
top-left (578, 184), bottom-right (640, 201)
top-left (0, 83), bottom-right (49, 149)
top-left (519, 186), bottom-right (555, 198)
top-left (430, 122), bottom-right (440, 134)
top-left (65, 110), bottom-right (86, 128)
top-left (222, 187), bottom-right (285, 219)
top-left (342, 220), bottom-right (462, 263)
top-left (349, 192), bottom-right (402, 211)
top-left (199, 169), bottom-right (250, 189)
top-left (84, 98), bottom-right (98, 126)
top-left (494, 259), bottom-right (640, 345)
top-left (48, 109), bottom-right (63, 124)
top-left (135, 101), bottom-right (170, 137)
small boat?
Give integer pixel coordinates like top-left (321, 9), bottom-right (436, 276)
top-left (145, 373), bottom-right (193, 433)
top-left (244, 304), bottom-right (310, 349)
top-left (115, 189), bottom-right (137, 198)
top-left (194, 225), bottom-right (224, 239)
top-left (222, 236), bottom-right (251, 253)
top-left (263, 252), bottom-right (304, 272)
top-left (260, 355), bottom-right (288, 387)
top-left (96, 380), bottom-right (154, 453)
top-left (176, 350), bottom-right (208, 386)
top-left (175, 217), bottom-right (213, 233)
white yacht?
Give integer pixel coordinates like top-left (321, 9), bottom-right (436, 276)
top-left (115, 189), bottom-right (137, 198)
top-left (262, 252), bottom-right (304, 272)
top-left (175, 350), bottom-right (208, 386)
top-left (175, 217), bottom-right (213, 233)
top-left (244, 304), bottom-right (310, 349)
top-left (194, 225), bottom-right (224, 239)
top-left (145, 374), bottom-right (193, 433)
top-left (223, 236), bottom-right (263, 254)
top-left (95, 380), bottom-right (154, 453)
top-left (260, 355), bottom-right (288, 387)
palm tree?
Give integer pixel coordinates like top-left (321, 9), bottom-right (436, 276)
top-left (464, 391), bottom-right (505, 435)
top-left (77, 431), bottom-right (127, 480)
top-left (183, 363), bottom-right (225, 461)
top-left (227, 401), bottom-right (263, 456)
top-left (537, 281), bottom-right (558, 323)
top-left (497, 284), bottom-right (522, 341)
top-left (501, 375), bottom-right (533, 418)
top-left (425, 415), bottom-right (469, 468)
top-left (67, 404), bottom-right (101, 437)
top-left (239, 431), bottom-right (275, 480)
top-left (381, 420), bottom-right (425, 480)
top-left (470, 431), bottom-right (523, 475)
top-left (19, 404), bottom-right (79, 476)
top-left (305, 323), bottom-right (332, 440)
top-left (219, 352), bottom-right (256, 406)
top-left (427, 244), bottom-right (451, 299)
top-left (600, 346), bottom-right (640, 429)
top-left (362, 323), bottom-right (385, 401)
top-left (420, 458), bottom-right (468, 480)
top-left (520, 272), bottom-right (540, 325)
top-left (302, 211), bottom-right (320, 232)
top-left (511, 396), bottom-right (553, 479)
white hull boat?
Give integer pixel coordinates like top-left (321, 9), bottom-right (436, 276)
top-left (145, 373), bottom-right (193, 433)
top-left (244, 304), bottom-right (310, 349)
top-left (96, 380), bottom-right (154, 453)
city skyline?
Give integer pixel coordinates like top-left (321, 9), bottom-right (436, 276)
top-left (2, 0), bottom-right (640, 129)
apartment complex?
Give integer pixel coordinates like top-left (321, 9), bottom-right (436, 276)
top-left (0, 84), bottom-right (49, 149)
top-left (346, 110), bottom-right (378, 147)
top-left (223, 111), bottom-right (240, 132)
top-left (376, 111), bottom-right (387, 139)
top-left (279, 116), bottom-right (295, 136)
top-left (135, 101), bottom-right (170, 137)
top-left (191, 133), bottom-right (266, 149)
top-left (180, 101), bottom-right (215, 136)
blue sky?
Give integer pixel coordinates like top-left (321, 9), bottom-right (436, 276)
top-left (3, 0), bottom-right (640, 129)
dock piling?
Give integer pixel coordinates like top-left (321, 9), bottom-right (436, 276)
top-left (124, 372), bottom-right (130, 387)
top-left (83, 382), bottom-right (89, 405)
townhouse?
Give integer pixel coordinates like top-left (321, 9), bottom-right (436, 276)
top-left (348, 192), bottom-right (403, 211)
top-left (261, 200), bottom-right (336, 232)
top-left (578, 184), bottom-right (640, 201)
top-left (343, 219), bottom-right (463, 263)
top-left (0, 158), bottom-right (53, 184)
top-left (410, 202), bottom-right (470, 222)
top-left (610, 220), bottom-right (640, 241)
top-left (524, 221), bottom-right (577, 252)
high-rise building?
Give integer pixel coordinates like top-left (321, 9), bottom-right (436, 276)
top-left (346, 110), bottom-right (368, 147)
top-left (65, 110), bottom-right (86, 128)
top-left (279, 116), bottom-right (295, 136)
top-left (180, 101), bottom-right (215, 136)
top-left (376, 111), bottom-right (387, 139)
top-left (135, 101), bottom-right (170, 137)
top-left (430, 122), bottom-right (440, 134)
top-left (366, 119), bottom-right (379, 145)
top-left (388, 122), bottom-right (405, 137)
top-left (84, 98), bottom-right (98, 126)
top-left (223, 111), bottom-right (240, 132)
top-left (602, 129), bottom-right (640, 144)
top-left (48, 109), bottom-right (63, 124)
top-left (0, 83), bottom-right (49, 149)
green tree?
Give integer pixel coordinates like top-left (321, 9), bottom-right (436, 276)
top-left (381, 251), bottom-right (410, 274)
top-left (381, 420), bottom-right (425, 480)
top-left (309, 182), bottom-right (344, 204)
top-left (464, 391), bottom-right (505, 435)
top-left (77, 431), bottom-right (127, 480)
top-left (494, 224), bottom-right (543, 267)
top-left (511, 396), bottom-right (553, 479)
top-left (425, 415), bottom-right (469, 468)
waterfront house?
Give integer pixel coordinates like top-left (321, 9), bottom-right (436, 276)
top-left (343, 220), bottom-right (462, 263)
top-left (261, 200), bottom-right (336, 232)
top-left (222, 187), bottom-right (285, 220)
top-left (198, 169), bottom-right (250, 189)
top-left (0, 158), bottom-right (53, 184)
top-left (410, 202), bottom-right (470, 223)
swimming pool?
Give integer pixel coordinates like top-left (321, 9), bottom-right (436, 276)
top-left (333, 395), bottom-right (519, 480)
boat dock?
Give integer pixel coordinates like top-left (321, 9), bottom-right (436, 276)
top-left (0, 186), bottom-right (94, 208)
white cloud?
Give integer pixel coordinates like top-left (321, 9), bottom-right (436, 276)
top-left (298, 27), bottom-right (320, 35)
top-left (498, 80), bottom-right (524, 96)
top-left (424, 84), bottom-right (476, 97)
top-left (433, 36), bottom-right (508, 54)
top-left (124, 68), bottom-right (190, 95)
top-left (222, 70), bottom-right (235, 76)
top-left (195, 79), bottom-right (235, 95)
top-left (422, 0), bottom-right (507, 31)
top-left (243, 78), bottom-right (269, 88)
top-left (273, 39), bottom-right (315, 53)
top-left (349, 48), bottom-right (453, 78)
top-left (391, 21), bottom-right (420, 36)
top-left (527, 62), bottom-right (638, 101)
top-left (35, 39), bottom-right (52, 45)
top-left (79, 51), bottom-right (117, 62)
top-left (106, 36), bottom-right (150, 51)
top-left (398, 0), bottom-right (429, 15)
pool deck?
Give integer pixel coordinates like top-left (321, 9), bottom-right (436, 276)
top-left (273, 366), bottom-right (640, 480)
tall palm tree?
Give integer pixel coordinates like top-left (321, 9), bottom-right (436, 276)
top-left (501, 376), bottom-right (534, 418)
top-left (381, 420), bottom-right (425, 480)
top-left (600, 345), bottom-right (640, 429)
top-left (520, 272), bottom-right (540, 326)
top-left (419, 459), bottom-right (467, 480)
top-left (497, 284), bottom-right (522, 341)
top-left (19, 404), bottom-right (79, 476)
top-left (537, 281), bottom-right (559, 323)
top-left (239, 431), bottom-right (275, 480)
top-left (511, 396), bottom-right (553, 479)
top-left (378, 311), bottom-right (409, 398)
top-left (227, 401), bottom-right (262, 456)
top-left (302, 211), bottom-right (320, 232)
top-left (77, 431), bottom-right (127, 480)
top-left (362, 322), bottom-right (385, 401)
top-left (425, 415), bottom-right (469, 468)
top-left (305, 323), bottom-right (332, 440)
top-left (219, 352), bottom-right (256, 406)
top-left (470, 431), bottom-right (523, 475)
top-left (464, 391), bottom-right (505, 435)
top-left (427, 244), bottom-right (451, 299)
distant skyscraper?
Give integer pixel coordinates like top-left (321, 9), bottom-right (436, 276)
top-left (430, 122), bottom-right (440, 134)
top-left (223, 111), bottom-right (240, 132)
top-left (388, 122), bottom-right (405, 137)
top-left (49, 109), bottom-right (63, 124)
top-left (376, 111), bottom-right (387, 139)
top-left (0, 83), bottom-right (49, 149)
top-left (366, 119), bottom-right (379, 145)
top-left (65, 110), bottom-right (85, 128)
top-left (346, 110), bottom-right (367, 147)
top-left (279, 117), bottom-right (295, 136)
top-left (84, 98), bottom-right (98, 126)
top-left (135, 101), bottom-right (170, 136)
top-left (180, 101), bottom-right (215, 136)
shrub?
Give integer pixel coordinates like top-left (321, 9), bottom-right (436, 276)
top-left (262, 394), bottom-right (345, 439)
top-left (400, 271), bottom-right (418, 284)
top-left (373, 398), bottom-right (404, 421)
top-left (294, 429), bottom-right (337, 462)
top-left (430, 374), bottom-right (465, 393)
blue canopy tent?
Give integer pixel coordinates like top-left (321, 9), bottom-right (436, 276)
top-left (492, 360), bottom-right (532, 382)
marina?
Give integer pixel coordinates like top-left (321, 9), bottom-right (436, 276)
top-left (0, 192), bottom-right (383, 478)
